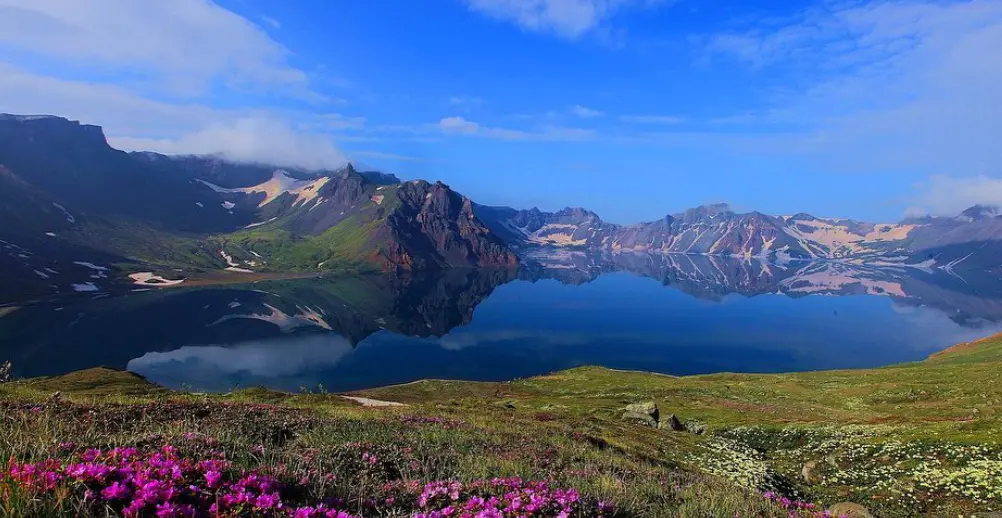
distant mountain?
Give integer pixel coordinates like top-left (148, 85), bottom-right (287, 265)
top-left (2, 112), bottom-right (1001, 304)
top-left (957, 205), bottom-right (1000, 223)
top-left (477, 201), bottom-right (1002, 273)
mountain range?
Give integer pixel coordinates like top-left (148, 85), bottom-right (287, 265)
top-left (1, 113), bottom-right (1000, 303)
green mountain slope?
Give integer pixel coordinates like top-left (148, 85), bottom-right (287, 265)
top-left (0, 115), bottom-right (516, 303)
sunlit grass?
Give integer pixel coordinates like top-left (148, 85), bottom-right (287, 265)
top-left (2, 332), bottom-right (1002, 516)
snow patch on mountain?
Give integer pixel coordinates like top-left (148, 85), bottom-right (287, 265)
top-left (129, 272), bottom-right (185, 286)
top-left (52, 202), bottom-right (75, 223)
top-left (197, 171), bottom-right (330, 208)
top-left (219, 249), bottom-right (254, 272)
top-left (244, 217), bottom-right (278, 229)
top-left (73, 261), bottom-right (109, 278)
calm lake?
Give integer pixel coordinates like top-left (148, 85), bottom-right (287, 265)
top-left (2, 252), bottom-right (1001, 392)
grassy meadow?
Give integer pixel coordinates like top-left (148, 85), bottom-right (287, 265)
top-left (2, 332), bottom-right (1001, 517)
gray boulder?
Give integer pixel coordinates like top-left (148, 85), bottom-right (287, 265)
top-left (660, 413), bottom-right (686, 431)
top-left (621, 401), bottom-right (659, 428)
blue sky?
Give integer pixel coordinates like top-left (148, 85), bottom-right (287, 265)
top-left (1, 0), bottom-right (1001, 223)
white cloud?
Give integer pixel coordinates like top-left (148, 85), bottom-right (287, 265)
top-left (620, 114), bottom-right (685, 124)
top-left (910, 175), bottom-right (1002, 216)
top-left (0, 64), bottom-right (351, 170)
top-left (438, 116), bottom-right (595, 141)
top-left (260, 15), bottom-right (281, 29)
top-left (0, 0), bottom-right (310, 97)
top-left (439, 116), bottom-right (483, 135)
top-left (111, 118), bottom-right (348, 171)
top-left (0, 1), bottom-right (355, 169)
top-left (463, 0), bottom-right (667, 39)
top-left (570, 104), bottom-right (603, 118)
top-left (0, 63), bottom-right (219, 137)
top-left (699, 0), bottom-right (1002, 175)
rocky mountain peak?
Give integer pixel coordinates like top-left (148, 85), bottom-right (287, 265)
top-left (338, 162), bottom-right (359, 177)
top-left (675, 203), bottom-right (735, 222)
top-left (556, 207), bottom-right (600, 221)
top-left (0, 113), bottom-right (109, 149)
top-left (958, 204), bottom-right (1000, 222)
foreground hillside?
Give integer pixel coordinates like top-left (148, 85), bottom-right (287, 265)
top-left (3, 334), bottom-right (1002, 517)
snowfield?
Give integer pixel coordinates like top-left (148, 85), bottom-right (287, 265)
top-left (128, 272), bottom-right (185, 287)
top-left (197, 171), bottom-right (329, 208)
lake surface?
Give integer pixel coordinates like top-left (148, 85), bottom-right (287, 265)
top-left (2, 252), bottom-right (1001, 392)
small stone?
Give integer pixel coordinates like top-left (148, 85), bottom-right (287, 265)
top-left (829, 502), bottom-right (875, 518)
top-left (802, 460), bottom-right (818, 483)
top-left (660, 413), bottom-right (686, 432)
top-left (826, 449), bottom-right (842, 468)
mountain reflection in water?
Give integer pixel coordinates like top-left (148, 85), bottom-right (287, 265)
top-left (2, 252), bottom-right (1001, 392)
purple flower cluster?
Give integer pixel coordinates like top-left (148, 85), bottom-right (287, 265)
top-left (6, 446), bottom-right (613, 518)
top-left (414, 477), bottom-right (614, 518)
top-left (763, 492), bottom-right (844, 518)
top-left (6, 446), bottom-right (360, 518)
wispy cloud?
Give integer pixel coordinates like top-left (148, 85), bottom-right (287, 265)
top-left (260, 15), bottom-right (281, 29)
top-left (462, 0), bottom-right (670, 39)
top-left (0, 0), bottom-right (350, 169)
top-left (620, 114), bottom-right (685, 124)
top-left (438, 116), bottom-right (595, 141)
top-left (695, 0), bottom-right (1002, 176)
top-left (0, 0), bottom-right (313, 97)
top-left (706, 113), bottom-right (758, 125)
top-left (570, 104), bottom-right (603, 118)
top-left (111, 118), bottom-right (347, 171)
top-left (909, 175), bottom-right (1002, 217)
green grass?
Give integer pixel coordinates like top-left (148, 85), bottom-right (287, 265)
top-left (208, 215), bottom-right (388, 274)
top-left (3, 334), bottom-right (1002, 516)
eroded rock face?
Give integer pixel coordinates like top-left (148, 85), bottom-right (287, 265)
top-left (386, 181), bottom-right (518, 270)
